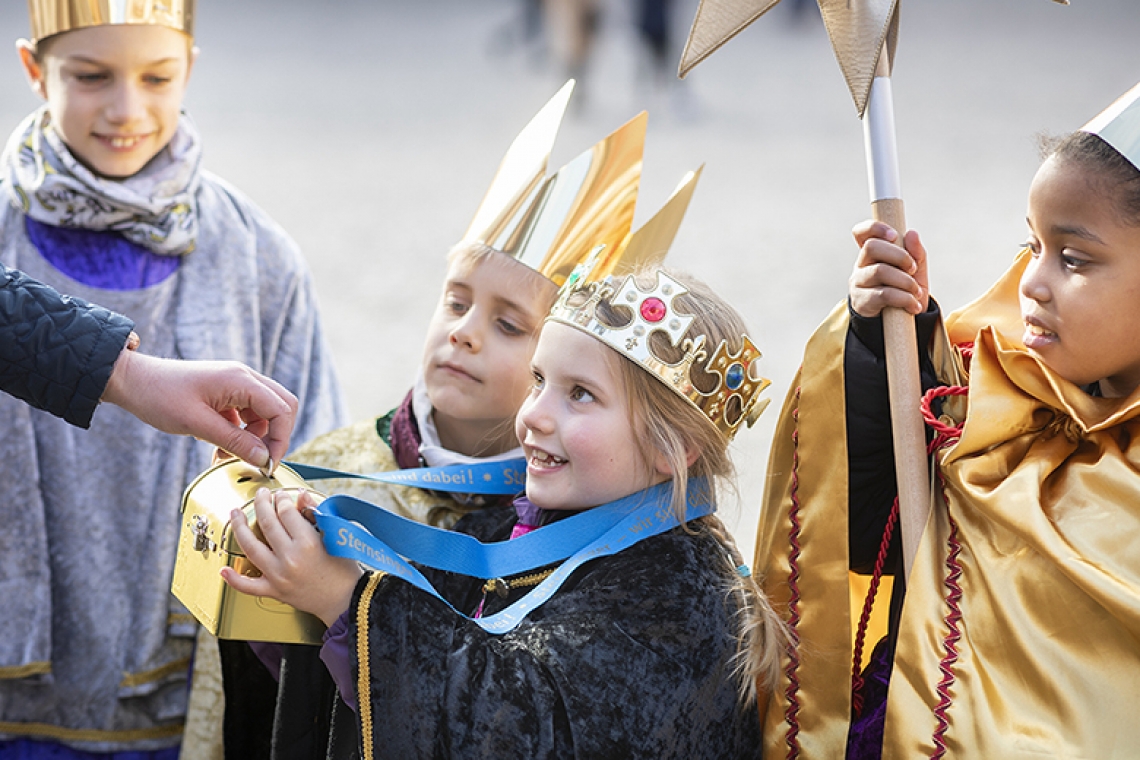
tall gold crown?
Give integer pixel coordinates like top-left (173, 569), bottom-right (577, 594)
top-left (464, 81), bottom-right (699, 286)
top-left (548, 255), bottom-right (771, 441)
top-left (28, 0), bottom-right (195, 43)
top-left (1082, 80), bottom-right (1140, 173)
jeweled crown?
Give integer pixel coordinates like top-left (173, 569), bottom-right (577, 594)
top-left (28, 0), bottom-right (195, 43)
top-left (1082, 80), bottom-right (1140, 173)
top-left (464, 81), bottom-right (699, 286)
top-left (548, 258), bottom-right (771, 441)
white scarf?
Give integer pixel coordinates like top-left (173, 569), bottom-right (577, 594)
top-left (1, 106), bottom-right (202, 255)
top-left (412, 373), bottom-right (524, 468)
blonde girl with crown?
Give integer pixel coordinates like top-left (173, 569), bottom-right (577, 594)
top-left (0, 2), bottom-right (346, 758)
top-left (222, 260), bottom-right (788, 759)
top-left (755, 81), bottom-right (1140, 759)
top-left (219, 88), bottom-right (719, 759)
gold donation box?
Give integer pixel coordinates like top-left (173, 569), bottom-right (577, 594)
top-left (172, 458), bottom-right (326, 644)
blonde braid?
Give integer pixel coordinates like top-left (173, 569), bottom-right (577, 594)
top-left (698, 515), bottom-right (791, 706)
top-left (611, 267), bottom-right (790, 705)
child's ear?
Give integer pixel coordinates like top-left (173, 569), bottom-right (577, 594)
top-left (16, 40), bottom-right (46, 99)
top-left (652, 445), bottom-right (700, 477)
top-left (185, 45), bottom-right (200, 83)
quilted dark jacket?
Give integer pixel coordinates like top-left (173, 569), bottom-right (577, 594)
top-left (0, 263), bottom-right (134, 428)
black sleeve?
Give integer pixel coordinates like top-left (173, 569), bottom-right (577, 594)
top-left (0, 263), bottom-right (134, 428)
top-left (845, 300), bottom-right (943, 575)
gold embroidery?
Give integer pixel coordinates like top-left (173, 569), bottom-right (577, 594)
top-left (0, 662), bottom-right (50, 680)
top-left (356, 572), bottom-right (386, 760)
top-left (119, 656), bottom-right (192, 688)
top-left (0, 720), bottom-right (183, 743)
top-left (482, 567), bottom-right (557, 598)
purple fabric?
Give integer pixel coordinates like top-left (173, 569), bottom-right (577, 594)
top-left (513, 496), bottom-right (542, 528)
top-left (0, 739), bottom-right (178, 759)
top-left (387, 390), bottom-right (423, 470)
top-left (25, 217), bottom-right (180, 291)
top-left (249, 641), bottom-right (284, 682)
top-left (319, 610), bottom-right (356, 712)
top-left (846, 638), bottom-right (892, 760)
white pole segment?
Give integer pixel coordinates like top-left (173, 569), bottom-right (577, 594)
top-left (859, 43), bottom-right (932, 584)
top-left (863, 75), bottom-right (903, 202)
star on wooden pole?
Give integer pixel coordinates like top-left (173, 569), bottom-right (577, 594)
top-left (679, 0), bottom-right (1068, 582)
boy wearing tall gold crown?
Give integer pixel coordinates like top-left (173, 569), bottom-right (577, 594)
top-left (0, 2), bottom-right (346, 758)
top-left (756, 81), bottom-right (1140, 758)
top-left (214, 84), bottom-right (710, 759)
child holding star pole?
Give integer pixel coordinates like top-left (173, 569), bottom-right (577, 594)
top-left (756, 80), bottom-right (1140, 758)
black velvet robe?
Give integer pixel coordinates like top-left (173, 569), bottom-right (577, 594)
top-left (349, 504), bottom-right (763, 760)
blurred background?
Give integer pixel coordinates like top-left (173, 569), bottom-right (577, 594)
top-left (1, 0), bottom-right (1136, 560)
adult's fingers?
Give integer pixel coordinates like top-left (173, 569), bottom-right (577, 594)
top-left (235, 371), bottom-right (298, 468)
top-left (214, 369), bottom-right (297, 469)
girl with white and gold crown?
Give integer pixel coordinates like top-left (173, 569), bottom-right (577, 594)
top-left (0, 2), bottom-right (346, 757)
top-left (223, 252), bottom-right (787, 759)
top-left (220, 85), bottom-right (727, 759)
top-left (756, 81), bottom-right (1140, 759)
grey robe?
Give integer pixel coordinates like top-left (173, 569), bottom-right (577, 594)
top-left (0, 170), bottom-right (347, 751)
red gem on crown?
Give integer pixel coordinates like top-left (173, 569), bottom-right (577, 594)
top-left (640, 297), bottom-right (666, 323)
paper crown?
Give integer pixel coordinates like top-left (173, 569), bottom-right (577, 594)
top-left (548, 255), bottom-right (771, 441)
top-left (28, 0), bottom-right (195, 43)
top-left (464, 81), bottom-right (699, 286)
top-left (1082, 81), bottom-right (1140, 173)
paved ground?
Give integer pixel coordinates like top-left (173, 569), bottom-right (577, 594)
top-left (1, 0), bottom-right (1136, 560)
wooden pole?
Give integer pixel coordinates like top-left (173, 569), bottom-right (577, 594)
top-left (862, 44), bottom-right (931, 582)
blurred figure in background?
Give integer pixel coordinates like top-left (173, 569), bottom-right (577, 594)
top-left (544, 0), bottom-right (602, 105)
top-left (635, 0), bottom-right (673, 86)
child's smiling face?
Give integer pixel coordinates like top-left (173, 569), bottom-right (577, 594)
top-left (1020, 154), bottom-right (1140, 397)
top-left (516, 321), bottom-right (661, 511)
top-left (22, 24), bottom-right (194, 179)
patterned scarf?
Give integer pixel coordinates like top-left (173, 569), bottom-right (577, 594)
top-left (1, 106), bottom-right (202, 256)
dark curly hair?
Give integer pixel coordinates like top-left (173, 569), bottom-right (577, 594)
top-left (1040, 131), bottom-right (1140, 226)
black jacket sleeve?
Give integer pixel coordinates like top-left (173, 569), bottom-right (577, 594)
top-left (845, 300), bottom-right (943, 575)
top-left (0, 263), bottom-right (134, 428)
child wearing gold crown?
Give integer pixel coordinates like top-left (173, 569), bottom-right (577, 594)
top-left (0, 2), bottom-right (346, 758)
top-left (214, 86), bottom-right (714, 758)
top-left (755, 81), bottom-right (1140, 758)
top-left (223, 259), bottom-right (786, 759)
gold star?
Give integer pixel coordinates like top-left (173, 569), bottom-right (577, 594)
top-left (679, 0), bottom-right (1066, 116)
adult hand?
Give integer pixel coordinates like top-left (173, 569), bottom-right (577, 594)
top-left (102, 349), bottom-right (298, 469)
top-left (848, 220), bottom-right (930, 318)
top-left (221, 489), bottom-right (362, 626)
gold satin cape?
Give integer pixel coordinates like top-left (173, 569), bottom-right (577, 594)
top-left (757, 250), bottom-right (1140, 759)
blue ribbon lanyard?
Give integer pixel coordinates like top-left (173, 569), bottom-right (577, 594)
top-left (312, 481), bottom-right (713, 635)
top-left (284, 458), bottom-right (526, 496)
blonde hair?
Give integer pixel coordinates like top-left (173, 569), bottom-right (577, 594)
top-left (445, 241), bottom-right (557, 306)
top-left (606, 268), bottom-right (789, 705)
